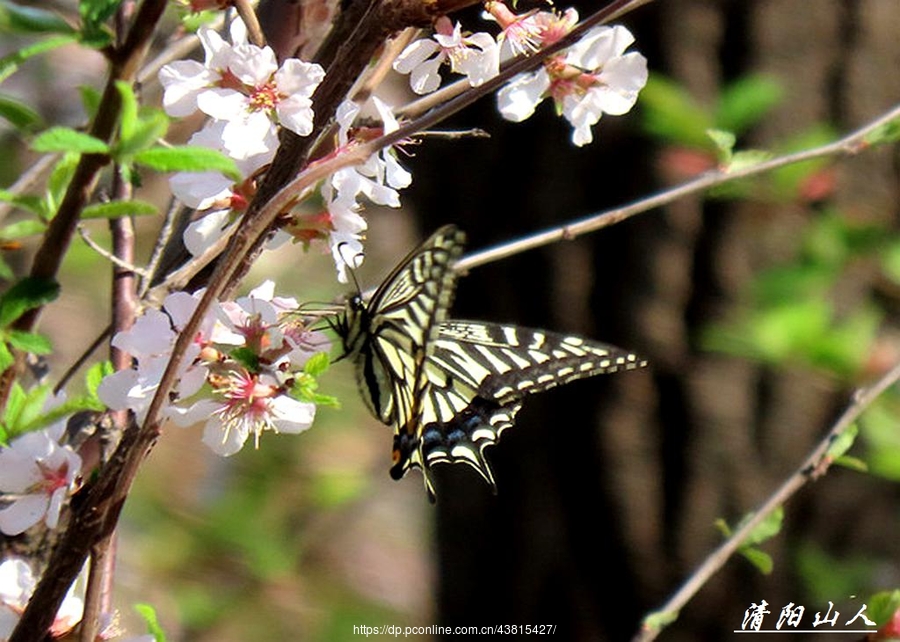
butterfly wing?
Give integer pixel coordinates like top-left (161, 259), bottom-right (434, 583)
top-left (391, 320), bottom-right (647, 498)
top-left (338, 225), bottom-right (466, 434)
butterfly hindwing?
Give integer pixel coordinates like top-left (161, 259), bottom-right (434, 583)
top-left (390, 321), bottom-right (646, 497)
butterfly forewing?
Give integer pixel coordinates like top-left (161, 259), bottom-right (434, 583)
top-left (339, 225), bottom-right (465, 430)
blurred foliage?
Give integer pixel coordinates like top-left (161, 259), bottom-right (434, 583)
top-left (701, 209), bottom-right (885, 377)
top-left (644, 72), bottom-right (900, 623)
top-left (641, 73), bottom-right (784, 149)
top-left (716, 507), bottom-right (784, 575)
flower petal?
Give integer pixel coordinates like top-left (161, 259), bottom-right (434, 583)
top-left (0, 494), bottom-right (49, 536)
top-left (497, 70), bottom-right (550, 122)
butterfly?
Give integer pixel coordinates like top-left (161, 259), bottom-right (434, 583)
top-left (334, 225), bottom-right (646, 500)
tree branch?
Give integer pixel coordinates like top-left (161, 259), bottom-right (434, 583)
top-left (454, 102), bottom-right (900, 273)
top-left (632, 358), bottom-right (900, 641)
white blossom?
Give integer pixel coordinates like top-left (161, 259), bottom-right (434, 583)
top-left (0, 557), bottom-right (86, 638)
top-left (394, 17), bottom-right (499, 94)
top-left (97, 291), bottom-right (213, 424)
top-left (159, 18), bottom-right (325, 154)
top-left (496, 24), bottom-right (648, 146)
top-left (0, 429), bottom-right (82, 535)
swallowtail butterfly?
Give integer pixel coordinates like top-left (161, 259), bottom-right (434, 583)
top-left (335, 225), bottom-right (646, 500)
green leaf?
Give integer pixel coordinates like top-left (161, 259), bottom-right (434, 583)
top-left (0, 2), bottom-right (77, 34)
top-left (79, 0), bottom-right (122, 29)
top-left (230, 347), bottom-right (260, 372)
top-left (739, 546), bottom-right (774, 575)
top-left (639, 74), bottom-right (714, 148)
top-left (134, 146), bottom-right (241, 180)
top-left (2, 381), bottom-right (27, 433)
top-left (45, 153), bottom-right (79, 216)
top-left (79, 85), bottom-right (102, 119)
top-left (307, 391), bottom-right (340, 407)
top-left (741, 506), bottom-right (784, 547)
top-left (291, 368), bottom-right (340, 407)
top-left (704, 298), bottom-right (837, 365)
top-left (752, 299), bottom-right (831, 362)
top-left (0, 34), bottom-right (78, 84)
top-left (718, 509), bottom-right (783, 575)
top-left (133, 603), bottom-right (167, 642)
top-left (864, 117), bottom-right (900, 146)
top-left (0, 257), bottom-right (13, 281)
top-left (0, 190), bottom-right (45, 217)
top-left (81, 199), bottom-right (157, 219)
top-left (716, 508), bottom-right (782, 575)
top-left (78, 0), bottom-right (119, 48)
top-left (706, 128), bottom-right (735, 163)
top-left (181, 10), bottom-right (219, 32)
top-left (0, 93), bottom-right (43, 131)
top-left (5, 329), bottom-right (52, 354)
top-left (0, 219), bottom-right (47, 239)
top-left (0, 342), bottom-right (12, 371)
top-left (714, 517), bottom-right (732, 538)
top-left (860, 400), bottom-right (900, 482)
top-left (85, 361), bottom-right (113, 399)
top-left (833, 455), bottom-right (867, 472)
top-left (827, 423), bottom-right (858, 460)
top-left (19, 395), bottom-right (103, 435)
top-left (304, 351), bottom-right (331, 377)
top-left (116, 80), bottom-right (139, 143)
top-left (642, 609), bottom-right (679, 634)
top-left (867, 590), bottom-right (900, 626)
top-left (715, 74), bottom-right (783, 134)
top-left (727, 149), bottom-right (773, 172)
top-left (0, 276), bottom-right (60, 327)
top-left (31, 127), bottom-right (109, 154)
top-left (115, 109), bottom-right (169, 158)
top-left (2, 383), bottom-right (50, 438)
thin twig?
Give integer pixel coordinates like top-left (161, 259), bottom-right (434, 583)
top-left (53, 327), bottom-right (111, 395)
top-left (140, 197), bottom-right (181, 298)
top-left (0, 154), bottom-right (59, 224)
top-left (77, 225), bottom-right (149, 278)
top-left (454, 102), bottom-right (900, 274)
top-left (235, 0), bottom-right (266, 47)
top-left (631, 359), bottom-right (900, 642)
top-left (352, 29), bottom-right (421, 105)
top-left (81, 158), bottom-right (136, 642)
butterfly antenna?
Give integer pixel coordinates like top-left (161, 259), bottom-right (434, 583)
top-left (337, 240), bottom-right (366, 298)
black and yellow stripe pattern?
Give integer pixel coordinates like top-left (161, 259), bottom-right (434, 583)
top-left (335, 225), bottom-right (646, 500)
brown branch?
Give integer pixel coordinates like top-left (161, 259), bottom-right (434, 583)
top-left (454, 102), bottom-right (900, 273)
top-left (632, 359), bottom-right (900, 642)
top-left (78, 164), bottom-right (136, 642)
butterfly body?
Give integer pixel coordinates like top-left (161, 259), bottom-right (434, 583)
top-left (335, 226), bottom-right (646, 500)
